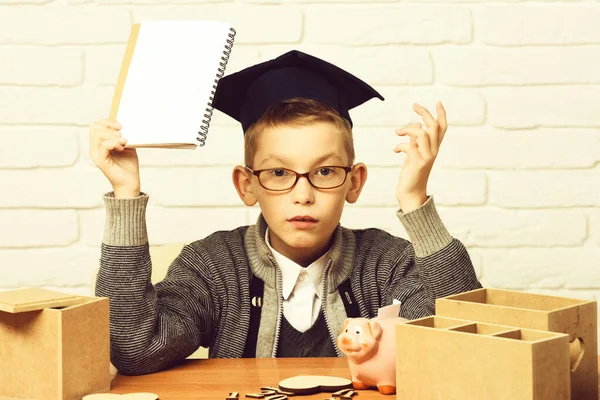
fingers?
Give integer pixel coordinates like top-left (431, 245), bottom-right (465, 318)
top-left (395, 127), bottom-right (432, 161)
top-left (100, 139), bottom-right (126, 152)
top-left (405, 123), bottom-right (422, 131)
top-left (436, 102), bottom-right (448, 143)
top-left (413, 103), bottom-right (437, 130)
top-left (90, 133), bottom-right (127, 155)
top-left (89, 119), bottom-right (127, 158)
top-left (94, 119), bottom-right (122, 130)
top-left (413, 103), bottom-right (439, 154)
top-left (90, 119), bottom-right (122, 136)
top-left (394, 142), bottom-right (424, 164)
top-left (98, 139), bottom-right (125, 158)
top-left (97, 129), bottom-right (125, 143)
top-left (90, 119), bottom-right (122, 146)
top-left (90, 131), bottom-right (127, 164)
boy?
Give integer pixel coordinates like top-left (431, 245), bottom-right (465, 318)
top-left (90, 50), bottom-right (482, 376)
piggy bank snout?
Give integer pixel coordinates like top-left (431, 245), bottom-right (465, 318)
top-left (340, 335), bottom-right (353, 346)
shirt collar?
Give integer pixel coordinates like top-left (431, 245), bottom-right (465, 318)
top-left (265, 227), bottom-right (327, 301)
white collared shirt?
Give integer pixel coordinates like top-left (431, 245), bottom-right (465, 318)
top-left (265, 227), bottom-right (327, 333)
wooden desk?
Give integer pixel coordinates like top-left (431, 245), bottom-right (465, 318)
top-left (110, 356), bottom-right (600, 399)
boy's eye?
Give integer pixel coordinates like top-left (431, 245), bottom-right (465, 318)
top-left (317, 167), bottom-right (333, 176)
top-left (270, 169), bottom-right (287, 177)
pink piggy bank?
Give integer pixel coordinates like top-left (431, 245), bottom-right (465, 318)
top-left (336, 303), bottom-right (408, 395)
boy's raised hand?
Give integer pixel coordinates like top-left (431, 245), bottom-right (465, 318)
top-left (89, 119), bottom-right (141, 198)
top-left (393, 102), bottom-right (447, 213)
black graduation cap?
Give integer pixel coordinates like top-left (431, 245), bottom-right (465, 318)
top-left (212, 50), bottom-right (384, 133)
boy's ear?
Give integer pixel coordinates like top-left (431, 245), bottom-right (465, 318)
top-left (345, 163), bottom-right (367, 204)
top-left (232, 165), bottom-right (258, 206)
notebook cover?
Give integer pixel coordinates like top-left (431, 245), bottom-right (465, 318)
top-left (109, 23), bottom-right (197, 148)
top-left (109, 23), bottom-right (141, 122)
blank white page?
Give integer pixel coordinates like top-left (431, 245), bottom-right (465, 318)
top-left (116, 20), bottom-right (232, 146)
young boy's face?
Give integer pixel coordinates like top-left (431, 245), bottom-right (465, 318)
top-left (246, 121), bottom-right (365, 263)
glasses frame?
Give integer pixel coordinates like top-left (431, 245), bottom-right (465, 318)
top-left (245, 165), bottom-right (354, 191)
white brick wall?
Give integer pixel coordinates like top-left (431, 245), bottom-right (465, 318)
top-left (1, 1), bottom-right (599, 333)
top-left (475, 5), bottom-right (600, 45)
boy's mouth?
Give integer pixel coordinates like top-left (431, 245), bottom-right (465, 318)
top-left (287, 215), bottom-right (318, 229)
top-left (288, 216), bottom-right (318, 222)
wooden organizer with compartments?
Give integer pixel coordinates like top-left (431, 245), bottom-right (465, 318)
top-left (396, 316), bottom-right (571, 400)
top-left (436, 288), bottom-right (597, 400)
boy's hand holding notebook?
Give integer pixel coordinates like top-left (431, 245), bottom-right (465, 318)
top-left (89, 119), bottom-right (141, 199)
top-left (109, 20), bottom-right (236, 149)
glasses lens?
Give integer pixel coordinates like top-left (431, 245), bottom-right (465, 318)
top-left (259, 169), bottom-right (297, 190)
top-left (309, 167), bottom-right (347, 188)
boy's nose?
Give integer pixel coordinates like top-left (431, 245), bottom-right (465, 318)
top-left (291, 176), bottom-right (314, 205)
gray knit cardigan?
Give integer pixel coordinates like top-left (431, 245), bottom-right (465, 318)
top-left (96, 194), bottom-right (482, 375)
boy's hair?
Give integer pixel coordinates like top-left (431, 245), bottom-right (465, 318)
top-left (244, 98), bottom-right (355, 168)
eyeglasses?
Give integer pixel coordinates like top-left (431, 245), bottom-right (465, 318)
top-left (246, 165), bottom-right (353, 191)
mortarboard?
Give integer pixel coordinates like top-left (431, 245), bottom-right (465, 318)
top-left (212, 50), bottom-right (384, 133)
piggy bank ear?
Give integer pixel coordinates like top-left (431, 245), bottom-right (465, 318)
top-left (367, 320), bottom-right (383, 340)
top-left (340, 319), bottom-right (350, 334)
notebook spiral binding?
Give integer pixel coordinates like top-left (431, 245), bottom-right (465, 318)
top-left (197, 27), bottom-right (236, 147)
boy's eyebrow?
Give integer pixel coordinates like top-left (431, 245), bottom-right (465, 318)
top-left (259, 152), bottom-right (345, 167)
top-left (312, 152), bottom-right (345, 165)
top-left (260, 154), bottom-right (284, 165)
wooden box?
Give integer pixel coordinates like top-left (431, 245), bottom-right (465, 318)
top-left (0, 288), bottom-right (110, 400)
top-left (436, 288), bottom-right (598, 400)
top-left (396, 316), bottom-right (571, 400)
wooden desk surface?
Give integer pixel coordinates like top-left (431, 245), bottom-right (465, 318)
top-left (110, 356), bottom-right (600, 399)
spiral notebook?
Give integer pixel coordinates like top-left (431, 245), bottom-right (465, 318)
top-left (109, 20), bottom-right (236, 149)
